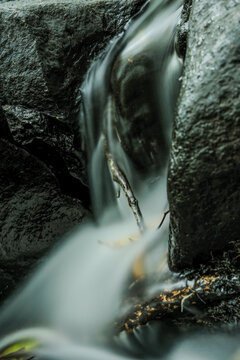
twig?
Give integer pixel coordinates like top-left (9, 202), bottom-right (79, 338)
top-left (181, 292), bottom-right (194, 312)
top-left (157, 210), bottom-right (170, 229)
top-left (104, 137), bottom-right (145, 233)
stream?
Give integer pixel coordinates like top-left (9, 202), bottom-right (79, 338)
top-left (0, 0), bottom-right (239, 359)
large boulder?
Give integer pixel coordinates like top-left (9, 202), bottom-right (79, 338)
top-left (0, 0), bottom-right (146, 189)
top-left (168, 0), bottom-right (240, 271)
top-left (0, 0), bottom-right (145, 115)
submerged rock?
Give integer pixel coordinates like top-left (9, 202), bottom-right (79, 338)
top-left (168, 0), bottom-right (240, 271)
top-left (112, 53), bottom-right (170, 173)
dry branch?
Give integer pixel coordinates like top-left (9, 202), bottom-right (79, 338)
top-left (104, 136), bottom-right (145, 233)
top-left (157, 210), bottom-right (170, 229)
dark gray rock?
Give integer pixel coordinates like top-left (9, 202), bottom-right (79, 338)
top-left (0, 139), bottom-right (87, 267)
top-left (0, 0), bottom-right (146, 191)
top-left (176, 0), bottom-right (192, 59)
top-left (0, 106), bottom-right (12, 140)
top-left (2, 105), bottom-right (90, 205)
top-left (168, 0), bottom-right (240, 271)
top-left (0, 269), bottom-right (16, 304)
top-left (112, 53), bottom-right (170, 173)
top-left (0, 0), bottom-right (146, 114)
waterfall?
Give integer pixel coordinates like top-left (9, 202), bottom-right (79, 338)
top-left (0, 1), bottom-right (191, 359)
top-left (81, 0), bottom-right (182, 221)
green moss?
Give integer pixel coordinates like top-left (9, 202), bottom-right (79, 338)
top-left (0, 339), bottom-right (38, 360)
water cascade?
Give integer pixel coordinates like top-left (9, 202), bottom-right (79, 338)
top-left (82, 2), bottom-right (181, 220)
top-left (1, 0), bottom-right (236, 359)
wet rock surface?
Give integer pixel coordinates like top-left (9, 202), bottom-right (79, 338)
top-left (0, 0), bottom-right (146, 115)
top-left (0, 0), bottom-right (146, 299)
top-left (2, 105), bottom-right (90, 206)
top-left (0, 139), bottom-right (88, 299)
top-left (176, 0), bottom-right (192, 59)
top-left (0, 0), bottom-right (146, 187)
top-left (112, 53), bottom-right (170, 173)
top-left (168, 0), bottom-right (240, 271)
top-left (0, 138), bottom-right (87, 263)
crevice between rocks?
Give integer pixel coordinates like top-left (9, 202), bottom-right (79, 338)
top-left (21, 139), bottom-right (91, 210)
top-left (0, 107), bottom-right (91, 209)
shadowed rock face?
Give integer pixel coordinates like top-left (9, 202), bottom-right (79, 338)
top-left (112, 53), bottom-right (170, 173)
top-left (0, 0), bottom-right (146, 186)
top-left (0, 0), bottom-right (145, 115)
top-left (168, 0), bottom-right (240, 271)
top-left (0, 139), bottom-right (87, 265)
top-left (0, 0), bottom-right (146, 299)
top-left (0, 139), bottom-right (88, 299)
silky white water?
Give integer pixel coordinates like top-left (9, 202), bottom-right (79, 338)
top-left (81, 0), bottom-right (182, 221)
top-left (0, 0), bottom-right (238, 359)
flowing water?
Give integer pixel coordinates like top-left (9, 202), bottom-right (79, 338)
top-left (0, 0), bottom-right (239, 359)
top-left (81, 0), bottom-right (182, 221)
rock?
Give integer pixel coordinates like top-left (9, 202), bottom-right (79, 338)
top-left (0, 0), bottom-right (146, 197)
top-left (0, 139), bottom-right (87, 269)
top-left (112, 53), bottom-right (170, 173)
top-left (0, 0), bottom-right (146, 114)
top-left (175, 0), bottom-right (192, 59)
top-left (0, 106), bottom-right (12, 140)
top-left (168, 0), bottom-right (240, 271)
top-left (2, 105), bottom-right (90, 206)
top-left (0, 269), bottom-right (16, 303)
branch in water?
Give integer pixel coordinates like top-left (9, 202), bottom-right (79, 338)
top-left (104, 137), bottom-right (145, 233)
top-left (157, 210), bottom-right (170, 229)
top-left (115, 274), bottom-right (240, 332)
